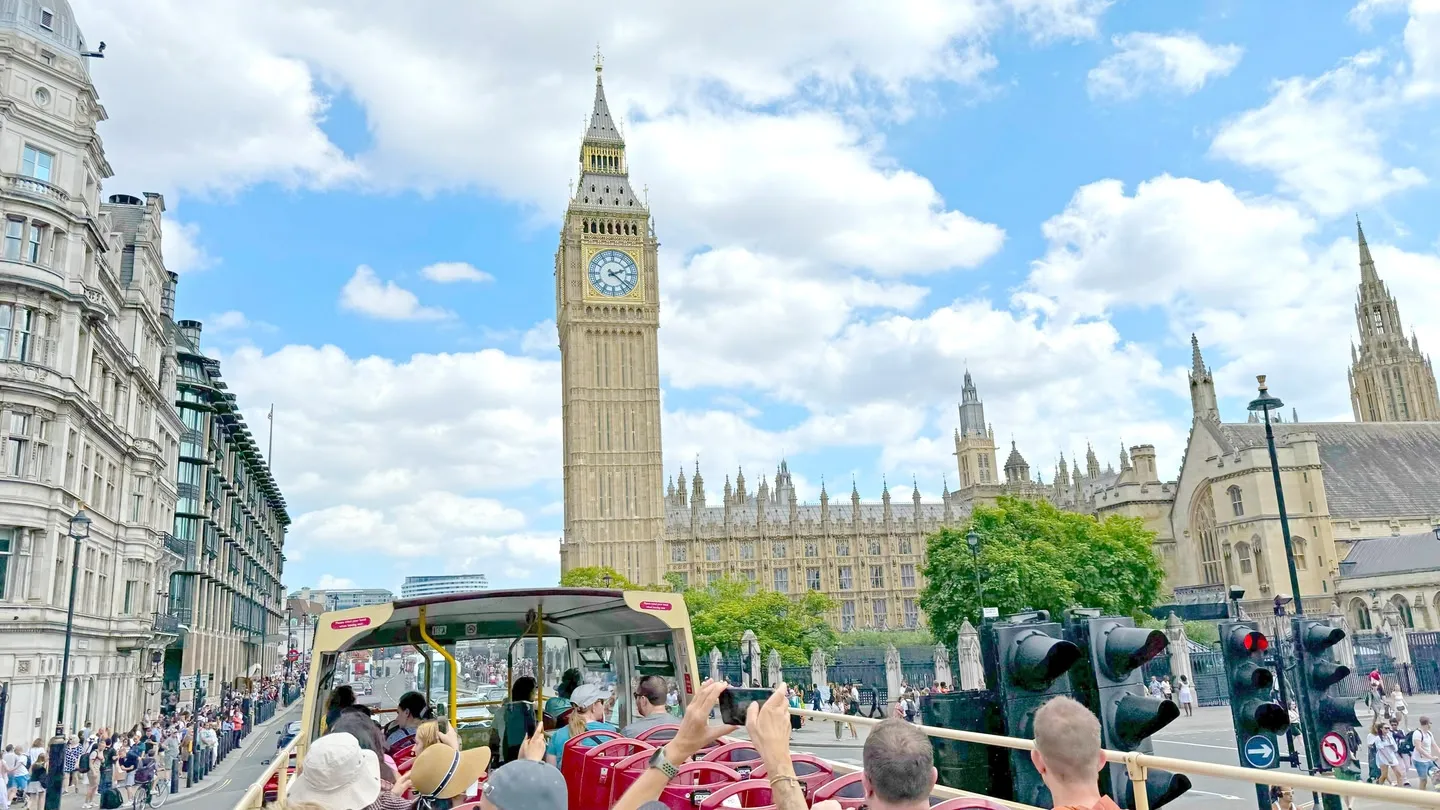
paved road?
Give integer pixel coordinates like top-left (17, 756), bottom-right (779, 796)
top-left (161, 702), bottom-right (302, 809)
top-left (785, 695), bottom-right (1440, 810)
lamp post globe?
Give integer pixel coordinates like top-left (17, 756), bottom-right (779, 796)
top-left (46, 509), bottom-right (91, 810)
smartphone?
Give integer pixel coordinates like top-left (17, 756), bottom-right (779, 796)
top-left (437, 717), bottom-right (450, 736)
top-left (717, 687), bottom-right (773, 726)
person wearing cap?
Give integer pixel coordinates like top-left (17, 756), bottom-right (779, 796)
top-left (544, 683), bottom-right (617, 767)
top-left (286, 732), bottom-right (411, 810)
top-left (408, 741), bottom-right (491, 810)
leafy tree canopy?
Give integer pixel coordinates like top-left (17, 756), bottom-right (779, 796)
top-left (920, 496), bottom-right (1165, 646)
top-left (836, 628), bottom-right (935, 648)
top-left (681, 578), bottom-right (837, 665)
top-left (560, 566), bottom-right (666, 591)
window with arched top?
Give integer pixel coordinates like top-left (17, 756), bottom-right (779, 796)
top-left (1236, 541), bottom-right (1253, 575)
top-left (1228, 486), bottom-right (1244, 517)
top-left (1393, 596), bottom-right (1416, 629)
top-left (1193, 488), bottom-right (1223, 585)
top-left (1292, 536), bottom-right (1307, 570)
top-left (1351, 598), bottom-right (1372, 631)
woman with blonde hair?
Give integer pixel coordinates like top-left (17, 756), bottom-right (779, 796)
top-left (412, 719), bottom-right (460, 757)
top-left (544, 683), bottom-right (617, 767)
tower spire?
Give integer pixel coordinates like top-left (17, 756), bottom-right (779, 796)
top-left (1189, 333), bottom-right (1220, 422)
top-left (1357, 216), bottom-right (1380, 285)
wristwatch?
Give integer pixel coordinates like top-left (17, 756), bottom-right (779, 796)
top-left (647, 747), bottom-right (680, 780)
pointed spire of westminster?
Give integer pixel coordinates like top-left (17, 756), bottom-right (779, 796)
top-left (1188, 333), bottom-right (1220, 422)
top-left (1357, 216), bottom-right (1380, 285)
top-left (1348, 218), bottom-right (1440, 421)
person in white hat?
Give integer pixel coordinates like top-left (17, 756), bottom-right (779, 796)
top-left (287, 732), bottom-right (410, 810)
top-left (544, 683), bottom-right (616, 767)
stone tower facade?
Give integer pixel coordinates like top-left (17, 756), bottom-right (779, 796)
top-left (1348, 219), bottom-right (1440, 423)
top-left (556, 58), bottom-right (666, 585)
top-left (952, 371), bottom-right (997, 490)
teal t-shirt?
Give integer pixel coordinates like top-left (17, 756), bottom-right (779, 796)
top-left (543, 696), bottom-right (572, 717)
top-left (546, 721), bottom-right (618, 766)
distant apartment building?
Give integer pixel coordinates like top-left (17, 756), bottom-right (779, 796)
top-left (400, 574), bottom-right (489, 599)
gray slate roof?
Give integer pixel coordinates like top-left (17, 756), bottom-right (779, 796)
top-left (1340, 531), bottom-right (1440, 578)
top-left (1214, 422), bottom-right (1440, 519)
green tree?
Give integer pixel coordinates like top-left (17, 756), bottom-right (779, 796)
top-left (835, 628), bottom-right (935, 648)
top-left (560, 566), bottom-right (653, 590)
top-left (682, 578), bottom-right (837, 664)
top-left (920, 496), bottom-right (1165, 646)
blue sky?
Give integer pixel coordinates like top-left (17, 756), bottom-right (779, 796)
top-left (70, 0), bottom-right (1440, 593)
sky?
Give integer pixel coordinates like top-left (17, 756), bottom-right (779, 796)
top-left (69, 0), bottom-right (1440, 595)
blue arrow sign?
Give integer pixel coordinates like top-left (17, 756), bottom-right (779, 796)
top-left (1243, 735), bottom-right (1278, 768)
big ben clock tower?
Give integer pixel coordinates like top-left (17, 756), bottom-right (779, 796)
top-left (556, 56), bottom-right (666, 585)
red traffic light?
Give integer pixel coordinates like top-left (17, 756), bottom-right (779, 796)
top-left (1242, 631), bottom-right (1268, 652)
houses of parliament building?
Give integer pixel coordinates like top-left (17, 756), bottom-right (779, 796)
top-left (555, 63), bottom-right (1440, 631)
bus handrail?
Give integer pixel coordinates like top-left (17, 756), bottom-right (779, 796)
top-left (789, 707), bottom-right (1440, 810)
top-left (235, 734), bottom-right (299, 810)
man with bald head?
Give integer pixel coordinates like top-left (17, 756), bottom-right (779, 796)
top-left (1031, 696), bottom-right (1121, 810)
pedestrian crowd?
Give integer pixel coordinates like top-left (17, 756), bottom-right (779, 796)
top-left (3, 674), bottom-right (294, 810)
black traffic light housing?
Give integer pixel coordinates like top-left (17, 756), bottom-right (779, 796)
top-left (1067, 612), bottom-right (1190, 810)
top-left (1220, 621), bottom-right (1289, 810)
top-left (993, 611), bottom-right (1082, 808)
top-left (1294, 617), bottom-right (1361, 790)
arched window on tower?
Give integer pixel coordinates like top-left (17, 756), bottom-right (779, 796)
top-left (1350, 598), bottom-right (1372, 631)
top-left (1292, 536), bottom-right (1307, 570)
top-left (1236, 541), bottom-right (1253, 575)
top-left (1228, 486), bottom-right (1244, 517)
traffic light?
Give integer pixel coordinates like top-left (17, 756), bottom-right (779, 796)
top-left (993, 611), bottom-right (1082, 808)
top-left (1085, 617), bottom-right (1190, 810)
top-left (1220, 621), bottom-right (1289, 808)
top-left (1294, 617), bottom-right (1360, 808)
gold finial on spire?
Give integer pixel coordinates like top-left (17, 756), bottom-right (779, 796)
top-left (595, 44), bottom-right (604, 73)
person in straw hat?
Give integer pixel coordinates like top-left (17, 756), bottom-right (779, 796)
top-left (407, 741), bottom-right (491, 810)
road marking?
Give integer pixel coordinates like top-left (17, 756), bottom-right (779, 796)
top-left (1187, 790), bottom-right (1244, 801)
top-left (1154, 739), bottom-right (1242, 751)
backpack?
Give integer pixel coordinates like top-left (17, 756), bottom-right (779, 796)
top-left (1398, 730), bottom-right (1416, 756)
top-left (100, 788), bottom-right (124, 810)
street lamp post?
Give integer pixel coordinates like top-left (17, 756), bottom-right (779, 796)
top-left (966, 529), bottom-right (985, 621)
top-left (1247, 375), bottom-right (1322, 783)
top-left (45, 510), bottom-right (91, 810)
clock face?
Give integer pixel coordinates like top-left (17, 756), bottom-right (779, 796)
top-left (588, 249), bottom-right (639, 297)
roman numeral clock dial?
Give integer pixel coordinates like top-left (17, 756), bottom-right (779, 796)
top-left (588, 249), bottom-right (639, 297)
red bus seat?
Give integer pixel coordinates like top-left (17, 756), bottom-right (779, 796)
top-left (635, 724), bottom-right (682, 743)
top-left (931, 799), bottom-right (1010, 810)
top-left (389, 739), bottom-right (415, 760)
top-left (560, 729), bottom-right (623, 810)
top-left (749, 755), bottom-right (833, 800)
top-left (701, 742), bottom-right (762, 778)
top-left (812, 772), bottom-right (867, 809)
top-left (698, 780), bottom-right (776, 810)
top-left (543, 713), bottom-right (558, 731)
top-left (657, 762), bottom-right (741, 810)
top-left (608, 750), bottom-right (660, 808)
top-left (575, 738), bottom-right (653, 810)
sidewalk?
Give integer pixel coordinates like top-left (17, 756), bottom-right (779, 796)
top-left (56, 702), bottom-right (300, 809)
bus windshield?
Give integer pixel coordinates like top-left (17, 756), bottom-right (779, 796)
top-left (299, 588), bottom-right (697, 760)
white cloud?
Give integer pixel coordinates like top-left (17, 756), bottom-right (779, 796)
top-left (421, 262), bottom-right (494, 283)
top-left (1403, 0), bottom-right (1440, 98)
top-left (339, 266), bottom-right (452, 321)
top-left (206, 311), bottom-right (277, 333)
top-left (1209, 52), bottom-right (1426, 217)
top-left (315, 574), bottom-right (357, 590)
top-left (1008, 0), bottom-right (1113, 42)
top-left (1087, 32), bottom-right (1242, 100)
top-left (520, 321), bottom-right (558, 356)
top-left (162, 219), bottom-right (214, 274)
top-left (1019, 174), bottom-right (1440, 420)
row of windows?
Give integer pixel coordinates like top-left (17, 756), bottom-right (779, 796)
top-left (582, 219), bottom-right (638, 236)
top-left (676, 536), bottom-right (919, 563)
top-left (839, 598), bottom-right (921, 631)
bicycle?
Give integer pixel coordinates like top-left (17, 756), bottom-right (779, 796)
top-left (132, 773), bottom-right (168, 809)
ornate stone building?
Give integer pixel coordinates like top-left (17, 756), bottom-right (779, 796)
top-left (1348, 220), bottom-right (1440, 423)
top-left (1094, 224), bottom-right (1440, 618)
top-left (0, 0), bottom-right (186, 737)
top-left (555, 57), bottom-right (665, 586)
